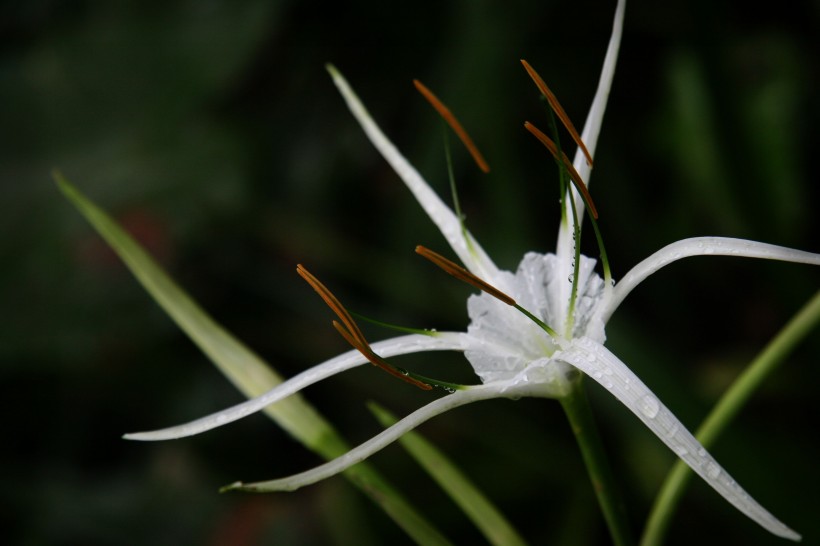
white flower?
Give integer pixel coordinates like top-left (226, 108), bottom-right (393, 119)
top-left (125, 0), bottom-right (817, 540)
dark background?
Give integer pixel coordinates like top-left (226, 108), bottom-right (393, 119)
top-left (2, 0), bottom-right (818, 544)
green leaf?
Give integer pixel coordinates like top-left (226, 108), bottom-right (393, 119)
top-left (640, 290), bottom-right (820, 546)
top-left (55, 172), bottom-right (452, 546)
top-left (368, 401), bottom-right (528, 546)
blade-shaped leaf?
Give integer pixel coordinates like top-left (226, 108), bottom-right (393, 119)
top-left (641, 290), bottom-right (820, 546)
top-left (55, 172), bottom-right (452, 546)
top-left (368, 401), bottom-right (528, 546)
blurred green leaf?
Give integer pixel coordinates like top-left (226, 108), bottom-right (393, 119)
top-left (55, 172), bottom-right (452, 546)
top-left (369, 401), bottom-right (527, 546)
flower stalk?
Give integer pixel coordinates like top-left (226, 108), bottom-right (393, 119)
top-left (560, 380), bottom-right (634, 546)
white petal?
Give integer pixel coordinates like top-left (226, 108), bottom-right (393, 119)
top-left (464, 252), bottom-right (607, 383)
top-left (327, 65), bottom-right (504, 286)
top-left (561, 337), bottom-right (800, 541)
top-left (517, 252), bottom-right (606, 342)
top-left (602, 236), bottom-right (820, 322)
top-left (125, 332), bottom-right (470, 441)
top-left (555, 0), bottom-right (625, 314)
top-left (572, 0), bottom-right (625, 184)
top-left (224, 384), bottom-right (506, 492)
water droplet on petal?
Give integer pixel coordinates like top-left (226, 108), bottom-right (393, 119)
top-left (567, 274), bottom-right (574, 284)
top-left (639, 395), bottom-right (660, 418)
top-left (706, 461), bottom-right (721, 479)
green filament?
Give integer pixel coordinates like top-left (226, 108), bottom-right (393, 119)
top-left (545, 106), bottom-right (583, 337)
top-left (514, 303), bottom-right (560, 339)
top-left (442, 122), bottom-right (476, 256)
top-left (349, 310), bottom-right (468, 392)
top-left (351, 310), bottom-right (439, 337)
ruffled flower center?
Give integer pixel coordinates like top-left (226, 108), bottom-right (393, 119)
top-left (465, 252), bottom-right (606, 386)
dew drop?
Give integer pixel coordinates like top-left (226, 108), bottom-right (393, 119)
top-left (604, 381), bottom-right (614, 389)
top-left (674, 445), bottom-right (688, 457)
top-left (567, 274), bottom-right (574, 284)
top-left (639, 395), bottom-right (660, 418)
top-left (706, 461), bottom-right (721, 479)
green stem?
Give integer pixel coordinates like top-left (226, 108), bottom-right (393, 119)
top-left (560, 380), bottom-right (634, 546)
top-left (640, 290), bottom-right (820, 546)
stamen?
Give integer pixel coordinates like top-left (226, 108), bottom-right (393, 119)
top-left (297, 264), bottom-right (432, 391)
top-left (413, 79), bottom-right (491, 174)
top-left (297, 265), bottom-right (366, 346)
top-left (416, 246), bottom-right (560, 338)
top-left (332, 321), bottom-right (433, 391)
top-left (415, 246), bottom-right (515, 305)
top-left (520, 59), bottom-right (594, 167)
top-left (524, 121), bottom-right (599, 220)
top-left (350, 310), bottom-right (438, 337)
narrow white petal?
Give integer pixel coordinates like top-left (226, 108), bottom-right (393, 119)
top-left (555, 0), bottom-right (625, 319)
top-left (225, 384), bottom-right (505, 492)
top-left (125, 333), bottom-right (470, 441)
top-left (327, 65), bottom-right (504, 286)
top-left (602, 236), bottom-right (820, 322)
top-left (561, 337), bottom-right (800, 541)
top-left (572, 0), bottom-right (626, 184)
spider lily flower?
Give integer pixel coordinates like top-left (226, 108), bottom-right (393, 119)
top-left (124, 0), bottom-right (819, 539)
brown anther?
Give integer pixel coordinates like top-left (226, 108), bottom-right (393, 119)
top-left (333, 321), bottom-right (433, 390)
top-left (297, 264), bottom-right (366, 346)
top-left (524, 121), bottom-right (599, 220)
top-left (413, 79), bottom-right (491, 174)
top-left (415, 246), bottom-right (516, 306)
top-left (520, 59), bottom-right (594, 168)
top-left (297, 264), bottom-right (432, 391)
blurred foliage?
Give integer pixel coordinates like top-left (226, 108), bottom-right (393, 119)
top-left (1, 0), bottom-right (818, 545)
